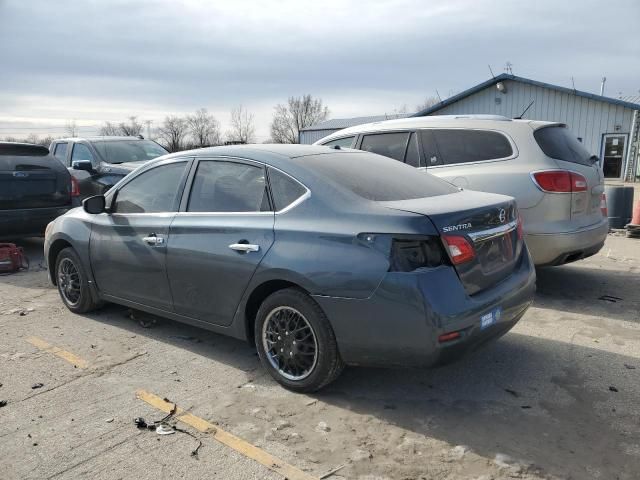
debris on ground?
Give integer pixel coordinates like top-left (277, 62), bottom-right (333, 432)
top-left (31, 383), bottom-right (43, 389)
top-left (624, 363), bottom-right (636, 370)
top-left (350, 449), bottom-right (373, 462)
top-left (133, 401), bottom-right (203, 458)
top-left (609, 386), bottom-right (619, 392)
top-left (319, 463), bottom-right (347, 479)
top-left (504, 388), bottom-right (519, 397)
top-left (0, 400), bottom-right (7, 408)
top-left (315, 421), bottom-right (331, 433)
top-left (598, 295), bottom-right (623, 303)
top-left (126, 309), bottom-right (157, 328)
top-left (105, 418), bottom-right (114, 423)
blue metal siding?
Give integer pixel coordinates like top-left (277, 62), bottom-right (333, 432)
top-left (430, 79), bottom-right (637, 156)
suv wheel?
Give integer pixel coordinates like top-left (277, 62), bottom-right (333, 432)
top-left (55, 247), bottom-right (102, 313)
top-left (255, 288), bottom-right (344, 392)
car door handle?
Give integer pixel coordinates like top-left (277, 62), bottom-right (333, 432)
top-left (143, 234), bottom-right (165, 246)
top-left (229, 243), bottom-right (260, 253)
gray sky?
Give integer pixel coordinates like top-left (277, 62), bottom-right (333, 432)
top-left (1, 0), bottom-right (638, 141)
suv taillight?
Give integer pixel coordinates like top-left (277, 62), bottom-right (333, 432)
top-left (532, 170), bottom-right (588, 193)
top-left (71, 176), bottom-right (80, 197)
top-left (442, 235), bottom-right (475, 265)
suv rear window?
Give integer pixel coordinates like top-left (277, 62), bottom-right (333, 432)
top-left (303, 152), bottom-right (458, 201)
top-left (430, 129), bottom-right (513, 164)
top-left (534, 126), bottom-right (593, 166)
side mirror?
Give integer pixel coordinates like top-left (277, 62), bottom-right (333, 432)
top-left (72, 160), bottom-right (93, 171)
top-left (83, 195), bottom-right (106, 214)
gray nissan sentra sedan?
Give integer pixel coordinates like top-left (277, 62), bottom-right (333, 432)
top-left (44, 145), bottom-right (536, 392)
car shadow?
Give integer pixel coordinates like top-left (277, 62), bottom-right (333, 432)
top-left (83, 300), bottom-right (640, 480)
top-left (535, 264), bottom-right (640, 324)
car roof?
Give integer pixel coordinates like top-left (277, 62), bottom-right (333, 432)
top-left (55, 136), bottom-right (145, 142)
top-left (314, 115), bottom-right (560, 142)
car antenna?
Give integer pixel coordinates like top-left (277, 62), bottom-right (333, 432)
top-left (330, 145), bottom-right (341, 149)
top-left (514, 100), bottom-right (534, 119)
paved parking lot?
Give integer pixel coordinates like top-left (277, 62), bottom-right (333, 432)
top-left (1, 235), bottom-right (639, 480)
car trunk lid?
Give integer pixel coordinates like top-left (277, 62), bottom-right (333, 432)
top-left (381, 190), bottom-right (523, 295)
top-left (0, 143), bottom-right (72, 210)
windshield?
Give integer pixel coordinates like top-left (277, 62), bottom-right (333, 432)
top-left (91, 140), bottom-right (168, 164)
top-left (303, 152), bottom-right (459, 201)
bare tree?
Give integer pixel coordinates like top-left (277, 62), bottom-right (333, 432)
top-left (415, 96), bottom-right (441, 112)
top-left (226, 105), bottom-right (255, 144)
top-left (157, 115), bottom-right (188, 152)
top-left (65, 120), bottom-right (78, 137)
top-left (40, 135), bottom-right (55, 147)
top-left (270, 95), bottom-right (329, 144)
top-left (99, 121), bottom-right (121, 136)
top-left (187, 108), bottom-right (221, 147)
top-left (25, 133), bottom-right (40, 144)
top-left (119, 116), bottom-right (143, 136)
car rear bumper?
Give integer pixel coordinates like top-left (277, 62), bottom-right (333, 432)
top-left (0, 207), bottom-right (70, 239)
top-left (525, 218), bottom-right (609, 266)
top-left (313, 248), bottom-right (536, 367)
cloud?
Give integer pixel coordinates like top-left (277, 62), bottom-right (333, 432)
top-left (0, 0), bottom-right (638, 139)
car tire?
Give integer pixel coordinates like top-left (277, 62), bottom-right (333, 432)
top-left (255, 288), bottom-right (344, 392)
top-left (55, 247), bottom-right (102, 314)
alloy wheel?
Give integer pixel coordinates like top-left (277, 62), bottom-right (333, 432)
top-left (262, 306), bottom-right (318, 381)
top-left (57, 258), bottom-right (81, 306)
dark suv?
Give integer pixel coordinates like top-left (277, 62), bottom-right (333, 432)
top-left (0, 142), bottom-right (75, 238)
top-left (50, 136), bottom-right (168, 200)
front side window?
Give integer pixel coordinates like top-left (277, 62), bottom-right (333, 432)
top-left (188, 161), bottom-right (269, 212)
top-left (359, 132), bottom-right (410, 162)
top-left (53, 143), bottom-right (68, 162)
top-left (322, 136), bottom-right (355, 148)
top-left (71, 144), bottom-right (94, 163)
top-left (92, 140), bottom-right (168, 164)
top-left (268, 168), bottom-right (307, 211)
top-left (113, 162), bottom-right (186, 214)
top-left (432, 129), bottom-right (513, 164)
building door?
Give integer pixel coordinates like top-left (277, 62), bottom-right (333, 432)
top-left (601, 134), bottom-right (627, 179)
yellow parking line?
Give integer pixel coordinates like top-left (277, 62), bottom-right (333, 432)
top-left (26, 336), bottom-right (89, 369)
top-left (136, 389), bottom-right (318, 480)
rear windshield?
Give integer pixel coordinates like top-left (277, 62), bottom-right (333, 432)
top-left (92, 140), bottom-right (168, 164)
top-left (534, 126), bottom-right (594, 166)
top-left (302, 152), bottom-right (458, 201)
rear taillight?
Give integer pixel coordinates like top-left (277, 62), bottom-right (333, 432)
top-left (70, 176), bottom-right (80, 197)
top-left (442, 235), bottom-right (475, 265)
top-left (600, 193), bottom-right (608, 217)
top-left (532, 170), bottom-right (588, 193)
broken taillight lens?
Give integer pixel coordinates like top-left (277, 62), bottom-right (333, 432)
top-left (442, 235), bottom-right (475, 265)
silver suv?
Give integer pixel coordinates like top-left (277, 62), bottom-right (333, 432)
top-left (315, 115), bottom-right (608, 266)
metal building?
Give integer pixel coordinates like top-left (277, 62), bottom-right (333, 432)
top-left (414, 74), bottom-right (640, 182)
top-left (299, 114), bottom-right (411, 145)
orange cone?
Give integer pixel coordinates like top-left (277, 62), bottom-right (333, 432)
top-left (632, 199), bottom-right (640, 226)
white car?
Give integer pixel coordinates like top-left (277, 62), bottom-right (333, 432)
top-left (315, 115), bottom-right (609, 266)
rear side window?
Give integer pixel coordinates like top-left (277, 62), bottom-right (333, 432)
top-left (53, 143), bottom-right (68, 162)
top-left (188, 161), bottom-right (270, 212)
top-left (534, 126), bottom-right (593, 166)
top-left (114, 162), bottom-right (186, 214)
top-left (322, 136), bottom-right (355, 148)
top-left (268, 168), bottom-right (307, 211)
top-left (360, 132), bottom-right (409, 162)
top-left (303, 152), bottom-right (458, 201)
top-left (432, 130), bottom-right (513, 164)
top-left (404, 133), bottom-right (420, 167)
